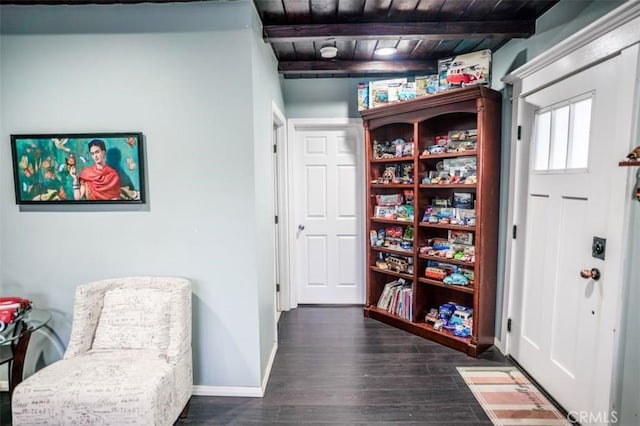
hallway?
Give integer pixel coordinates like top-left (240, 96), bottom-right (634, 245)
top-left (179, 306), bottom-right (510, 424)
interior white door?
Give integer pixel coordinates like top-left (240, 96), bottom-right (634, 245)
top-left (294, 127), bottom-right (363, 304)
top-left (511, 54), bottom-right (631, 419)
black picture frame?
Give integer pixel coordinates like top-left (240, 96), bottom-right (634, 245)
top-left (10, 132), bottom-right (145, 204)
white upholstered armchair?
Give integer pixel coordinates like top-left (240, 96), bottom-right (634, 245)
top-left (12, 276), bottom-right (193, 426)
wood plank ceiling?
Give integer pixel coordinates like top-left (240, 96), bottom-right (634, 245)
top-left (0, 0), bottom-right (559, 79)
top-left (255, 0), bottom-right (559, 78)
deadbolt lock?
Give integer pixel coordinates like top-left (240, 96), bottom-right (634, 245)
top-left (592, 237), bottom-right (606, 260)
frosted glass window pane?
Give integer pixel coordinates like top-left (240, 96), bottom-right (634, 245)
top-left (533, 111), bottom-right (551, 171)
top-left (567, 98), bottom-right (592, 169)
top-left (549, 106), bottom-right (569, 169)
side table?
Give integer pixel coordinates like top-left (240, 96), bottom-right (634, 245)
top-left (0, 309), bottom-right (51, 397)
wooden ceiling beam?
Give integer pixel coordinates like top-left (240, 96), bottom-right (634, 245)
top-left (278, 60), bottom-right (437, 75)
top-left (263, 21), bottom-right (535, 42)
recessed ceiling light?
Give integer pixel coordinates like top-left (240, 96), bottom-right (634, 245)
top-left (375, 47), bottom-right (398, 56)
top-left (320, 46), bottom-right (338, 59)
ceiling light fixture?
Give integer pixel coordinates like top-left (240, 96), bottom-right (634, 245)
top-left (374, 47), bottom-right (398, 56)
top-left (320, 46), bottom-right (338, 59)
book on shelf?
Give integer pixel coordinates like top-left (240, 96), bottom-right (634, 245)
top-left (390, 285), bottom-right (412, 320)
top-left (376, 278), bottom-right (412, 320)
top-left (377, 279), bottom-right (404, 310)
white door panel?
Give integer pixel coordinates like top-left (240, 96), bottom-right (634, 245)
top-left (295, 128), bottom-right (363, 304)
top-left (520, 194), bottom-right (550, 351)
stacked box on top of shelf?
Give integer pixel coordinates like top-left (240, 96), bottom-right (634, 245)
top-left (438, 49), bottom-right (491, 91)
top-left (358, 50), bottom-right (492, 110)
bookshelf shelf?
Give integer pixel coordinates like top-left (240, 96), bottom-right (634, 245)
top-left (370, 217), bottom-right (414, 225)
top-left (419, 184), bottom-right (477, 189)
top-left (418, 254), bottom-right (475, 268)
top-left (418, 277), bottom-right (475, 294)
top-left (369, 266), bottom-right (414, 281)
top-left (371, 246), bottom-right (414, 257)
top-left (362, 86), bottom-right (501, 357)
top-left (365, 305), bottom-right (413, 325)
top-left (370, 183), bottom-right (414, 189)
top-left (419, 150), bottom-right (477, 160)
top-left (371, 157), bottom-right (415, 163)
top-left (418, 222), bottom-right (476, 232)
top-left (364, 306), bottom-right (474, 354)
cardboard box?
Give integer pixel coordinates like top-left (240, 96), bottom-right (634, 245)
top-left (448, 230), bottom-right (473, 245)
top-left (369, 78), bottom-right (407, 108)
top-left (438, 49), bottom-right (491, 91)
top-left (398, 82), bottom-right (416, 101)
top-left (453, 192), bottom-right (474, 209)
top-left (415, 75), bottom-right (439, 96)
top-left (357, 82), bottom-right (369, 111)
top-left (443, 156), bottom-right (477, 177)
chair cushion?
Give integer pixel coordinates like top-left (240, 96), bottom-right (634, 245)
top-left (93, 288), bottom-right (172, 350)
top-left (12, 349), bottom-right (178, 426)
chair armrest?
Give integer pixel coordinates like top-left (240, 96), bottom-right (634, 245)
top-left (165, 281), bottom-right (192, 364)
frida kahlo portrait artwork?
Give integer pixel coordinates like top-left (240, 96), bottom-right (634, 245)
top-left (11, 133), bottom-right (145, 204)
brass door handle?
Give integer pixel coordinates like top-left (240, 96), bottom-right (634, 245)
top-left (580, 268), bottom-right (601, 281)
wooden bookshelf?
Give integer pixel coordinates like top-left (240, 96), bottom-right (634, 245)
top-left (362, 86), bottom-right (501, 356)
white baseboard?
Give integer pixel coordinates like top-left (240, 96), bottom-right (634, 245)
top-left (494, 336), bottom-right (506, 354)
top-left (192, 340), bottom-right (278, 398)
top-left (192, 385), bottom-right (263, 397)
top-left (3, 342), bottom-right (283, 399)
top-left (260, 340), bottom-right (278, 395)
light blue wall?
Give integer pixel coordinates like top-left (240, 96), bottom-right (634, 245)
top-left (0, 0), bottom-right (283, 389)
top-left (248, 4), bottom-right (285, 378)
top-left (284, 77), bottom-right (364, 119)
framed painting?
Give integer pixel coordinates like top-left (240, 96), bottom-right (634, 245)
top-left (10, 132), bottom-right (145, 204)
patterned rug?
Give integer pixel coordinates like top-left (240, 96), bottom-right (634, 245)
top-left (457, 366), bottom-right (571, 426)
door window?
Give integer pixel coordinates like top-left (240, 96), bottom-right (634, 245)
top-left (532, 94), bottom-right (593, 173)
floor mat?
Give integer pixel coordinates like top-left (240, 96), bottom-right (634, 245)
top-left (457, 366), bottom-right (571, 426)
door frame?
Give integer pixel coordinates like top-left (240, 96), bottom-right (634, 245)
top-left (285, 118), bottom-right (365, 308)
top-left (272, 101), bottom-right (287, 317)
top-left (502, 0), bottom-right (640, 415)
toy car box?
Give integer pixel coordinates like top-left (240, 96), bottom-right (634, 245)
top-left (357, 82), bottom-right (369, 111)
top-left (369, 78), bottom-right (407, 108)
top-left (453, 192), bottom-right (474, 209)
top-left (397, 82), bottom-right (416, 101)
top-left (415, 75), bottom-right (439, 96)
top-left (438, 49), bottom-right (491, 91)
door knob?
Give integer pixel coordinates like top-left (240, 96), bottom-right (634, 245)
top-left (580, 268), bottom-right (601, 281)
top-left (298, 224), bottom-right (305, 231)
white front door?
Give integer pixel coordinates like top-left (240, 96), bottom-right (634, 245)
top-left (293, 126), bottom-right (363, 304)
top-left (511, 52), bottom-right (634, 420)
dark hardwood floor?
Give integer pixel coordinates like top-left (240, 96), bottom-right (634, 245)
top-left (1, 306), bottom-right (511, 425)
